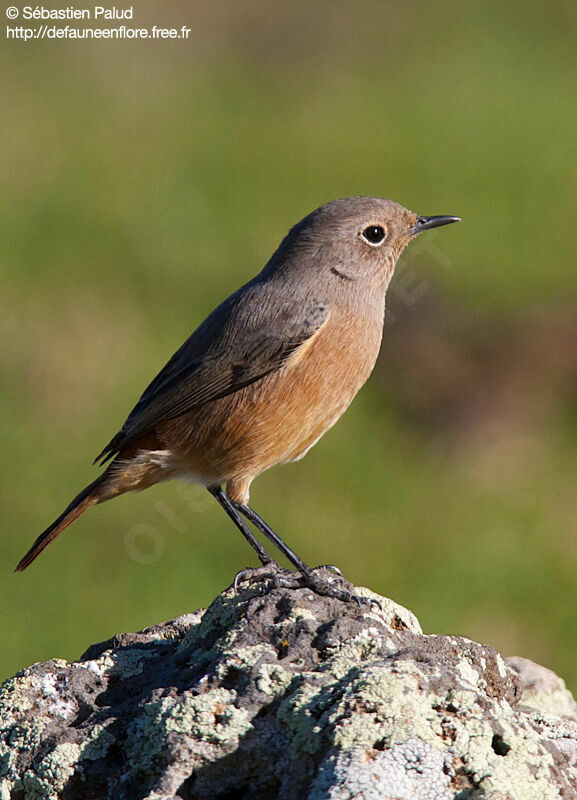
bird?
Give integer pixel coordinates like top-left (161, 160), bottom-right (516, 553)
top-left (16, 197), bottom-right (460, 586)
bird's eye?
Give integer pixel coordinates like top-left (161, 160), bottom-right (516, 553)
top-left (361, 225), bottom-right (386, 245)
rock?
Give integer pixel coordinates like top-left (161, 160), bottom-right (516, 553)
top-left (1, 572), bottom-right (576, 799)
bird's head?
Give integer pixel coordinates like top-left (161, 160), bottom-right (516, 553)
top-left (268, 196), bottom-right (460, 288)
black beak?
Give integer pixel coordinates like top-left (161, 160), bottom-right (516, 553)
top-left (408, 215), bottom-right (461, 235)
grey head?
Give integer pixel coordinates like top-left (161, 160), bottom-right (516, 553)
top-left (260, 196), bottom-right (460, 286)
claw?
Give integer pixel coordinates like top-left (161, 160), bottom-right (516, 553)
top-left (232, 562), bottom-right (286, 594)
top-left (316, 564), bottom-right (343, 576)
top-left (231, 564), bottom-right (368, 605)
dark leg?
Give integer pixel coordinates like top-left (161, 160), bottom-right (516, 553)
top-left (235, 503), bottom-right (373, 604)
top-left (207, 486), bottom-right (273, 566)
top-left (233, 502), bottom-right (311, 575)
top-left (213, 490), bottom-right (363, 604)
top-left (235, 505), bottom-right (342, 577)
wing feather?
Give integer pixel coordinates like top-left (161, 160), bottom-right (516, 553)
top-left (95, 284), bottom-right (329, 464)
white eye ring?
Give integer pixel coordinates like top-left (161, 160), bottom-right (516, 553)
top-left (361, 225), bottom-right (387, 245)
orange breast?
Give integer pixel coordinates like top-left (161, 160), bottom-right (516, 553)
top-left (158, 305), bottom-right (384, 491)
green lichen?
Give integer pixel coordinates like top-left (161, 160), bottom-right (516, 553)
top-left (129, 686), bottom-right (252, 762)
top-left (286, 606), bottom-right (317, 623)
top-left (354, 588), bottom-right (422, 633)
top-left (278, 680), bottom-right (330, 756)
top-left (321, 628), bottom-right (385, 679)
top-left (0, 584), bottom-right (575, 799)
top-left (23, 742), bottom-right (82, 800)
top-left (215, 643), bottom-right (275, 676)
top-left (328, 666), bottom-right (445, 751)
top-left (256, 662), bottom-right (293, 696)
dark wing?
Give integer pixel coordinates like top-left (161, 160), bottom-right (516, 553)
top-left (95, 284), bottom-right (330, 464)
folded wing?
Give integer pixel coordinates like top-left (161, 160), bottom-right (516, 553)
top-left (95, 283), bottom-right (330, 464)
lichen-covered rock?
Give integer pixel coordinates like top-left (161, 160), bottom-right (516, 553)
top-left (1, 573), bottom-right (576, 799)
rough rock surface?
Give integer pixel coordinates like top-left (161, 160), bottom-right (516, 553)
top-left (1, 571), bottom-right (577, 800)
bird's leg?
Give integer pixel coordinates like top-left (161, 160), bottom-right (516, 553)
top-left (215, 491), bottom-right (360, 604)
top-left (207, 486), bottom-right (274, 567)
top-left (233, 502), bottom-right (311, 575)
top-left (233, 503), bottom-right (368, 604)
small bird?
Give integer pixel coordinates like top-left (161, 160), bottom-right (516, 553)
top-left (16, 197), bottom-right (459, 582)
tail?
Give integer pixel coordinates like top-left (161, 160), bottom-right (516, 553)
top-left (15, 476), bottom-right (106, 572)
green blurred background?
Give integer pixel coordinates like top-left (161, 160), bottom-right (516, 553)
top-left (2, 1), bottom-right (577, 688)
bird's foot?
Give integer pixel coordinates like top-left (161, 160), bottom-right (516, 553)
top-left (232, 561), bottom-right (291, 593)
top-left (299, 567), bottom-right (370, 605)
top-left (232, 563), bottom-right (373, 606)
